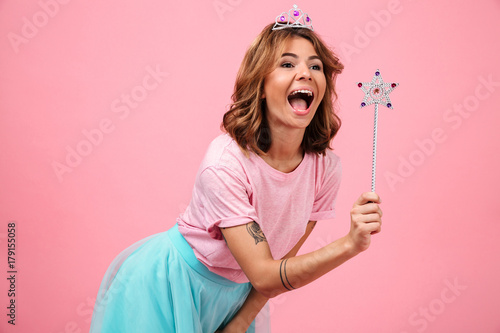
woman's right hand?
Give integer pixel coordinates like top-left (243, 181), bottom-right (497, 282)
top-left (346, 192), bottom-right (383, 254)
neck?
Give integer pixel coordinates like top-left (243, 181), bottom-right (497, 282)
top-left (262, 127), bottom-right (305, 173)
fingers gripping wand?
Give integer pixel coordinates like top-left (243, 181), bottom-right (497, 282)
top-left (357, 69), bottom-right (398, 192)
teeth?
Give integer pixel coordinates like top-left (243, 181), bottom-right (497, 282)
top-left (290, 89), bottom-right (313, 97)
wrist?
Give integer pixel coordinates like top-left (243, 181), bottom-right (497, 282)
top-left (340, 235), bottom-right (361, 258)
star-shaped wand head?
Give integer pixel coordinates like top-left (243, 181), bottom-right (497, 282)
top-left (357, 69), bottom-right (398, 109)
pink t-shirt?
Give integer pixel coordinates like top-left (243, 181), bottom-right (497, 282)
top-left (177, 133), bottom-right (342, 283)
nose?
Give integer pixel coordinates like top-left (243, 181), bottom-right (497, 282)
top-left (296, 62), bottom-right (312, 81)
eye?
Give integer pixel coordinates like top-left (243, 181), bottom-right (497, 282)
top-left (281, 62), bottom-right (294, 68)
top-left (311, 64), bottom-right (322, 71)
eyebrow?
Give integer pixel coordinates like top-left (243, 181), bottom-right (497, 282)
top-left (281, 53), bottom-right (321, 61)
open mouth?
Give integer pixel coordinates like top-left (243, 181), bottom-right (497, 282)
top-left (287, 89), bottom-right (314, 112)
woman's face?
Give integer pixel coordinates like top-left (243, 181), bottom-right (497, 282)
top-left (262, 36), bottom-right (326, 133)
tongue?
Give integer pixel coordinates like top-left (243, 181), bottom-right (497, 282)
top-left (289, 97), bottom-right (308, 110)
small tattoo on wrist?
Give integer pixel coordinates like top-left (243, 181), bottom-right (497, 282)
top-left (280, 258), bottom-right (296, 291)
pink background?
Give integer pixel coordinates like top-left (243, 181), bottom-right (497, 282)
top-left (1, 0), bottom-right (500, 332)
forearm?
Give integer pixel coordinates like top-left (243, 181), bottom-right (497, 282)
top-left (221, 287), bottom-right (268, 333)
top-left (220, 222), bottom-right (316, 333)
top-left (256, 235), bottom-right (358, 297)
top-left (222, 192), bottom-right (382, 300)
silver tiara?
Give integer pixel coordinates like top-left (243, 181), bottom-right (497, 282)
top-left (272, 4), bottom-right (313, 31)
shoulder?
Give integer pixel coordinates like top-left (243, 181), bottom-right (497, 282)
top-left (310, 149), bottom-right (342, 176)
top-left (205, 133), bottom-right (233, 157)
top-left (307, 150), bottom-right (342, 196)
top-left (197, 133), bottom-right (250, 184)
top-left (200, 134), bottom-right (245, 169)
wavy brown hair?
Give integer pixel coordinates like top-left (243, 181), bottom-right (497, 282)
top-left (221, 23), bottom-right (344, 156)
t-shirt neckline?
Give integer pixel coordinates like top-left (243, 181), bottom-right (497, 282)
top-left (251, 150), bottom-right (310, 180)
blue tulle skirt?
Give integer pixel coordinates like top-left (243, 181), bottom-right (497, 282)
top-left (90, 224), bottom-right (270, 332)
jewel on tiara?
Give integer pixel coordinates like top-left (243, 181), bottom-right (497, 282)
top-left (272, 4), bottom-right (313, 31)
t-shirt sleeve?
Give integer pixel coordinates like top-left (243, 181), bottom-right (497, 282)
top-left (196, 166), bottom-right (259, 238)
top-left (309, 155), bottom-right (342, 221)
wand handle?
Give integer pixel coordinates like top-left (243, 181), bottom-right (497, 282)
top-left (371, 103), bottom-right (378, 193)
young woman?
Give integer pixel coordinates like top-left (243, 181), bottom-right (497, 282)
top-left (90, 5), bottom-right (382, 333)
